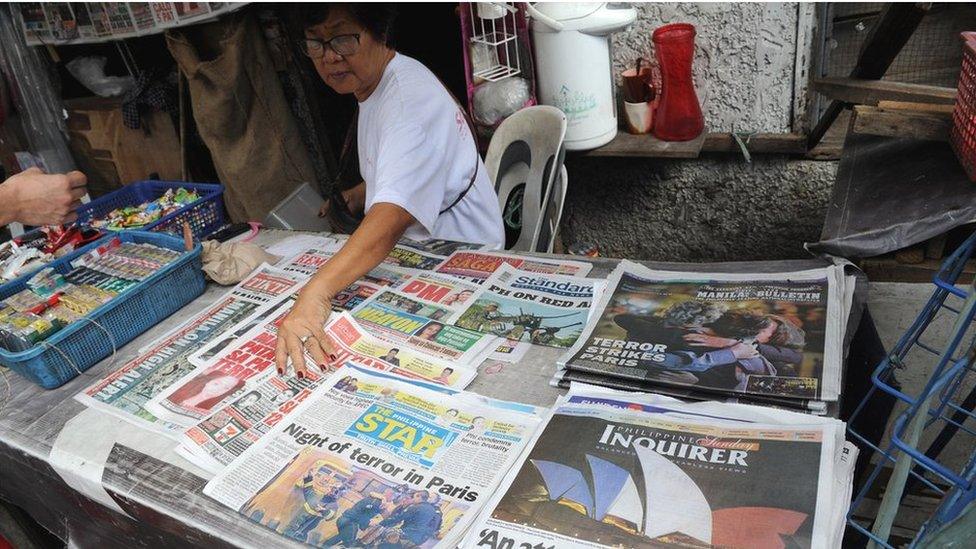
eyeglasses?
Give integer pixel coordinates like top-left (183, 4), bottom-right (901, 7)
top-left (301, 34), bottom-right (361, 59)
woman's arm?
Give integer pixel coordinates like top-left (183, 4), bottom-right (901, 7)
top-left (275, 203), bottom-right (416, 377)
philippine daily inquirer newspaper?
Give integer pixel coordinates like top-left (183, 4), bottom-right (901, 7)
top-left (464, 383), bottom-right (857, 549)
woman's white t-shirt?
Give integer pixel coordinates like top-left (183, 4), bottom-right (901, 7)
top-left (357, 54), bottom-right (504, 248)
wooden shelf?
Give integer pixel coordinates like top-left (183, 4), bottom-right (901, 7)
top-left (582, 131), bottom-right (706, 158)
top-left (580, 130), bottom-right (827, 159)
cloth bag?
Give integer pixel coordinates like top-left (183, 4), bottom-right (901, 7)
top-left (166, 14), bottom-right (316, 222)
top-left (201, 240), bottom-right (280, 285)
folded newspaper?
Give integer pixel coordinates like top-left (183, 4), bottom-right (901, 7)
top-left (434, 251), bottom-right (593, 284)
top-left (384, 245), bottom-right (446, 271)
top-left (398, 238), bottom-right (485, 256)
top-left (464, 384), bottom-right (857, 549)
top-left (553, 368), bottom-right (829, 414)
top-left (351, 283), bottom-right (497, 367)
top-left (354, 271), bottom-right (537, 364)
top-left (203, 364), bottom-right (544, 548)
top-left (448, 263), bottom-right (597, 349)
top-left (558, 260), bottom-right (850, 402)
top-left (279, 247), bottom-right (416, 311)
top-left (74, 265), bottom-right (304, 434)
top-left (147, 300), bottom-right (477, 427)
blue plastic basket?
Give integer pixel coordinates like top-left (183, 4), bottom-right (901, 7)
top-left (0, 228), bottom-right (108, 300)
top-left (0, 231), bottom-right (205, 389)
top-left (77, 180), bottom-right (225, 241)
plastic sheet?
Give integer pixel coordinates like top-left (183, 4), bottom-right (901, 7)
top-left (0, 229), bottom-right (870, 546)
top-left (472, 77), bottom-right (531, 126)
top-left (0, 6), bottom-right (75, 173)
top-left (808, 134), bottom-right (976, 259)
top-left (65, 56), bottom-right (135, 98)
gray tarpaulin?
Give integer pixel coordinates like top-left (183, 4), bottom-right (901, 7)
top-left (808, 134), bottom-right (976, 259)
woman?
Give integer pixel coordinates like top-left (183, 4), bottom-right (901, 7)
top-left (276, 4), bottom-right (504, 377)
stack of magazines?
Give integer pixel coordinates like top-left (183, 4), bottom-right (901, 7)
top-left (465, 383), bottom-right (857, 549)
top-left (554, 260), bottom-right (855, 414)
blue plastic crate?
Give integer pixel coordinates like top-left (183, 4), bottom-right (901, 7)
top-left (846, 231), bottom-right (976, 547)
top-left (0, 231), bottom-right (205, 389)
top-left (77, 180), bottom-right (225, 241)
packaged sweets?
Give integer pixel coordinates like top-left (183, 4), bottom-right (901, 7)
top-left (90, 188), bottom-right (199, 230)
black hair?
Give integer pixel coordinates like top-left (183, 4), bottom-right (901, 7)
top-left (300, 3), bottom-right (398, 47)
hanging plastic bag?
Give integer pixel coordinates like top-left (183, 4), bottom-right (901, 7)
top-left (65, 56), bottom-right (135, 98)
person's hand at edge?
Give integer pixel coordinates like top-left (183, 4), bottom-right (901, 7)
top-left (0, 168), bottom-right (88, 226)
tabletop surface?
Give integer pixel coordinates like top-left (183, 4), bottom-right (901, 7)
top-left (0, 230), bottom-right (862, 548)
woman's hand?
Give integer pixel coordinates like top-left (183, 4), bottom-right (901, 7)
top-left (318, 182), bottom-right (367, 217)
top-left (279, 202), bottom-right (415, 377)
top-left (275, 289), bottom-right (336, 378)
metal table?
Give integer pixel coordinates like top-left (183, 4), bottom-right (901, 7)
top-left (0, 230), bottom-right (868, 548)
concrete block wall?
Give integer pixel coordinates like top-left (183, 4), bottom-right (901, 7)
top-left (558, 4), bottom-right (836, 262)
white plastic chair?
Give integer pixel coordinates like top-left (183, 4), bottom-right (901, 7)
top-left (484, 105), bottom-right (568, 253)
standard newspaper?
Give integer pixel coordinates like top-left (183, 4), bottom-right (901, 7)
top-left (558, 260), bottom-right (848, 401)
top-left (449, 264), bottom-right (596, 348)
top-left (74, 265), bottom-right (303, 433)
top-left (434, 251), bottom-right (593, 284)
top-left (150, 306), bottom-right (477, 427)
top-left (203, 364), bottom-right (543, 548)
top-left (177, 313), bottom-right (478, 472)
top-left (464, 384), bottom-right (856, 549)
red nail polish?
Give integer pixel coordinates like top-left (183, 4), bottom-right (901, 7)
top-left (277, 368), bottom-right (283, 375)
top-left (297, 371), bottom-right (304, 379)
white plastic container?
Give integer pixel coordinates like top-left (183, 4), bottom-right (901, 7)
top-left (528, 2), bottom-right (636, 150)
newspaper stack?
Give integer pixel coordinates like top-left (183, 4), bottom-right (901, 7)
top-left (204, 363), bottom-right (544, 548)
top-left (465, 384), bottom-right (857, 549)
top-left (555, 260), bottom-right (854, 413)
top-left (175, 311), bottom-right (477, 475)
top-left (71, 236), bottom-right (452, 436)
top-left (145, 303), bottom-right (479, 429)
top-left (74, 263), bottom-right (309, 435)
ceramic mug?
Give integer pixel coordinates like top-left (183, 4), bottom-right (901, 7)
top-left (623, 100), bottom-right (655, 134)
